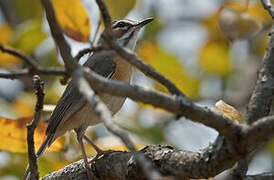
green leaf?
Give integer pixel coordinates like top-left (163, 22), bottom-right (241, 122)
top-left (12, 19), bottom-right (47, 54)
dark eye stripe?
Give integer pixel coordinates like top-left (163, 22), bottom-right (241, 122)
top-left (112, 21), bottom-right (132, 30)
top-left (117, 22), bottom-right (125, 27)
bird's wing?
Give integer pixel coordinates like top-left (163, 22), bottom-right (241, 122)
top-left (45, 51), bottom-right (116, 142)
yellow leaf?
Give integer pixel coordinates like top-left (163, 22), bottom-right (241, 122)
top-left (139, 42), bottom-right (200, 98)
top-left (223, 1), bottom-right (273, 24)
top-left (13, 93), bottom-right (35, 117)
top-left (0, 25), bottom-right (21, 68)
top-left (52, 0), bottom-right (91, 42)
top-left (202, 10), bottom-right (224, 41)
top-left (105, 0), bottom-right (136, 19)
top-left (0, 116), bottom-right (64, 153)
top-left (0, 52), bottom-right (21, 68)
top-left (212, 100), bottom-right (243, 121)
top-left (0, 25), bottom-right (12, 44)
top-left (248, 4), bottom-right (273, 24)
top-left (200, 40), bottom-right (232, 76)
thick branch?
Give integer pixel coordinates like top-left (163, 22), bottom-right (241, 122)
top-left (82, 68), bottom-right (243, 141)
top-left (40, 110), bottom-right (274, 180)
top-left (246, 27), bottom-right (274, 124)
top-left (40, 139), bottom-right (241, 180)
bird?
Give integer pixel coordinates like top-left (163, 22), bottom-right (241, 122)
top-left (23, 17), bottom-right (154, 179)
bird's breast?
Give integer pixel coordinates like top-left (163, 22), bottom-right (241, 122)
top-left (101, 56), bottom-right (132, 114)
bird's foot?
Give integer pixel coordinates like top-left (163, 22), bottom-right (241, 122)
top-left (89, 150), bottom-right (114, 164)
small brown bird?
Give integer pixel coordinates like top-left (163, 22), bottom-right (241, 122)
top-left (24, 17), bottom-right (153, 179)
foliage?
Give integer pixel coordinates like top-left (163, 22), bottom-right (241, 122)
top-left (0, 0), bottom-right (273, 178)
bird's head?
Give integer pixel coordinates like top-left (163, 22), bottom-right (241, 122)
top-left (108, 17), bottom-right (153, 50)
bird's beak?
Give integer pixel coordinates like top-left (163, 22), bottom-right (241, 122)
top-left (135, 17), bottom-right (154, 28)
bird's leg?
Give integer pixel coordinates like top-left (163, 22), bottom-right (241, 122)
top-left (84, 135), bottom-right (113, 164)
top-left (75, 130), bottom-right (93, 180)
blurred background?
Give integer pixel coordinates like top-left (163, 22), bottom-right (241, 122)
top-left (0, 0), bottom-right (273, 179)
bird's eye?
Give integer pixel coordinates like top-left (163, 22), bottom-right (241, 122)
top-left (117, 22), bottom-right (126, 28)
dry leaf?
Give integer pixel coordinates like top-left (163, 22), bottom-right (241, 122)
top-left (0, 25), bottom-right (21, 68)
top-left (0, 116), bottom-right (64, 153)
top-left (52, 0), bottom-right (91, 42)
top-left (213, 100), bottom-right (243, 121)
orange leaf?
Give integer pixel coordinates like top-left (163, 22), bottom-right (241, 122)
top-left (0, 25), bottom-right (21, 68)
top-left (52, 0), bottom-right (90, 42)
top-left (0, 116), bottom-right (64, 153)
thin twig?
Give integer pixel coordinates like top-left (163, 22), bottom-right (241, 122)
top-left (0, 68), bottom-right (66, 79)
top-left (40, 0), bottom-right (77, 72)
top-left (95, 0), bottom-right (111, 31)
top-left (74, 45), bottom-right (108, 62)
top-left (0, 44), bottom-right (39, 71)
top-left (0, 69), bottom-right (30, 79)
top-left (91, 19), bottom-right (102, 45)
top-left (0, 45), bottom-right (66, 79)
top-left (26, 75), bottom-right (45, 180)
top-left (110, 41), bottom-right (186, 96)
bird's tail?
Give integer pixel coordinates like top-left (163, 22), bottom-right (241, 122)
top-left (22, 135), bottom-right (53, 180)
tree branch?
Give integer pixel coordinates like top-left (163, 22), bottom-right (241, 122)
top-left (109, 42), bottom-right (185, 97)
top-left (39, 112), bottom-right (274, 180)
top-left (0, 45), bottom-right (66, 79)
top-left (40, 0), bottom-right (77, 72)
top-left (246, 26), bottom-right (274, 124)
top-left (74, 46), bottom-right (108, 62)
top-left (76, 69), bottom-right (162, 180)
top-left (0, 44), bottom-right (39, 71)
top-left (27, 75), bottom-right (45, 180)
top-left (82, 68), bottom-right (243, 141)
top-left (95, 0), bottom-right (112, 32)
